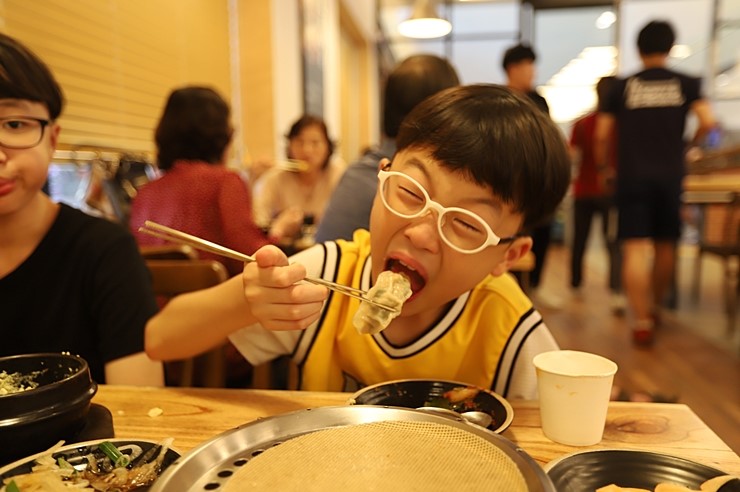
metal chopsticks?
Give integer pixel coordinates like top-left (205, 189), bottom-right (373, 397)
top-left (138, 221), bottom-right (399, 314)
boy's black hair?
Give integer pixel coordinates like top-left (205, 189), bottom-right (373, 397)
top-left (0, 33), bottom-right (64, 119)
top-left (502, 43), bottom-right (537, 72)
top-left (637, 20), bottom-right (675, 56)
top-left (285, 114), bottom-right (335, 170)
top-left (396, 84), bottom-right (570, 231)
top-left (383, 54), bottom-right (460, 138)
top-left (155, 86), bottom-right (232, 170)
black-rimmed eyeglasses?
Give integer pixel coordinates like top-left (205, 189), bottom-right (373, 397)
top-left (0, 117), bottom-right (50, 149)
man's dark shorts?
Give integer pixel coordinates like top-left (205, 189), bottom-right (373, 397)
top-left (616, 175), bottom-right (683, 240)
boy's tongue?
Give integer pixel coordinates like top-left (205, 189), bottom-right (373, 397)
top-left (387, 260), bottom-right (425, 294)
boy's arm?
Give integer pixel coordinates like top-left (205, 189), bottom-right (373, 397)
top-left (145, 275), bottom-right (253, 360)
top-left (145, 245), bottom-right (328, 361)
top-left (689, 98), bottom-right (717, 147)
top-left (105, 352), bottom-right (164, 386)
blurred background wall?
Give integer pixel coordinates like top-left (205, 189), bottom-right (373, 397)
top-left (1, 0), bottom-right (737, 168)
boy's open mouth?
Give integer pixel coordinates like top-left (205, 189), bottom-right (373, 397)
top-left (385, 259), bottom-right (426, 295)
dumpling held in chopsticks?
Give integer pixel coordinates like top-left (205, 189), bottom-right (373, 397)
top-left (353, 271), bottom-right (412, 335)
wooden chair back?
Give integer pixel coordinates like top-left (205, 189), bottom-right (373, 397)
top-left (139, 244), bottom-right (198, 261)
top-left (146, 259), bottom-right (229, 387)
top-left (687, 190), bottom-right (740, 337)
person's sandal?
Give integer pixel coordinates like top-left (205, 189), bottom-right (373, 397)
top-left (633, 327), bottom-right (654, 345)
top-left (632, 319), bottom-right (655, 346)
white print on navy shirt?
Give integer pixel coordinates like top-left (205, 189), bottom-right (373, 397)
top-left (625, 77), bottom-right (685, 109)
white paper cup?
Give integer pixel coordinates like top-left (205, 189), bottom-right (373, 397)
top-left (533, 350), bottom-right (618, 446)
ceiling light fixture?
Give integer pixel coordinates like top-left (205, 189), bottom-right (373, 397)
top-left (595, 11), bottom-right (616, 30)
top-left (398, 0), bottom-right (452, 39)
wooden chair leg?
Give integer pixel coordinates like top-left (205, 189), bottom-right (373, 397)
top-left (521, 271), bottom-right (530, 292)
top-left (726, 257), bottom-right (739, 336)
top-left (692, 250), bottom-right (702, 303)
top-left (251, 362), bottom-right (272, 389)
top-left (180, 359), bottom-right (195, 387)
top-left (197, 347), bottom-right (226, 388)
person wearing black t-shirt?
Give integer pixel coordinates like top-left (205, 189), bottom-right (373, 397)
top-left (596, 21), bottom-right (716, 345)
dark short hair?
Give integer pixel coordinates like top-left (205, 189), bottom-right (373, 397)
top-left (596, 76), bottom-right (616, 105)
top-left (0, 33), bottom-right (64, 119)
top-left (637, 20), bottom-right (675, 55)
top-left (155, 86), bottom-right (232, 171)
top-left (396, 84), bottom-right (570, 231)
top-left (285, 114), bottom-right (335, 169)
top-left (502, 43), bottom-right (537, 72)
top-left (383, 54), bottom-right (460, 138)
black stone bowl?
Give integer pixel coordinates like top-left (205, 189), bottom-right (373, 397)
top-left (349, 378), bottom-right (514, 433)
top-left (545, 449), bottom-right (740, 491)
top-left (0, 353), bottom-right (97, 466)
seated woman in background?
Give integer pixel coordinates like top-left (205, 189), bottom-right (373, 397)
top-left (0, 33), bottom-right (163, 386)
top-left (252, 115), bottom-right (345, 245)
top-left (129, 86), bottom-right (270, 277)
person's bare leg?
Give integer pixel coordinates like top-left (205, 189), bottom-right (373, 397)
top-left (622, 238), bottom-right (654, 328)
top-left (652, 240), bottom-right (676, 318)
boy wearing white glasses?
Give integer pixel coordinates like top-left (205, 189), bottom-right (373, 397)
top-left (146, 84), bottom-right (571, 399)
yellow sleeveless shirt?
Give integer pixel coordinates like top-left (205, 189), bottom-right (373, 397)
top-left (293, 230), bottom-right (544, 395)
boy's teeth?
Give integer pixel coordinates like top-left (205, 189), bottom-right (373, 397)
top-left (398, 260), bottom-right (416, 271)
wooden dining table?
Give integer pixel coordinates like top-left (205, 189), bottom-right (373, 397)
top-left (93, 385), bottom-right (740, 477)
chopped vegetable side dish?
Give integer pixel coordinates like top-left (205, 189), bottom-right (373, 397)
top-left (0, 371), bottom-right (43, 395)
top-left (0, 439), bottom-right (174, 492)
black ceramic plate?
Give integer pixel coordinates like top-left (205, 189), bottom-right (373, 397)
top-left (545, 449), bottom-right (740, 491)
top-left (0, 438), bottom-right (181, 491)
top-left (348, 378), bottom-right (514, 433)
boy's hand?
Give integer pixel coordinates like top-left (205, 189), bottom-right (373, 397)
top-left (242, 245), bottom-right (328, 331)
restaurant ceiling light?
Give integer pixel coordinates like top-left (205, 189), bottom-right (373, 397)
top-left (398, 0), bottom-right (451, 39)
top-left (670, 44), bottom-right (692, 59)
top-left (595, 11), bottom-right (616, 30)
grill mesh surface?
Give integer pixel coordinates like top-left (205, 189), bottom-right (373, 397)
top-left (223, 420), bottom-right (527, 491)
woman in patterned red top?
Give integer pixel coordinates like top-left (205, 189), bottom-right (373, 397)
top-left (130, 86), bottom-right (270, 276)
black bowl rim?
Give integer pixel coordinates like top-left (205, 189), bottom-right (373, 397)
top-left (0, 382), bottom-right (97, 428)
top-left (347, 378), bottom-right (515, 433)
top-left (0, 353), bottom-right (90, 400)
top-left (543, 448), bottom-right (733, 490)
top-left (543, 448), bottom-right (730, 475)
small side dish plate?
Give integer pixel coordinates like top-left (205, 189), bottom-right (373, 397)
top-left (0, 438), bottom-right (181, 491)
top-left (349, 378), bottom-right (514, 433)
top-left (544, 449), bottom-right (738, 491)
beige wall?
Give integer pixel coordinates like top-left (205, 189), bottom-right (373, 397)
top-left (238, 0), bottom-right (276, 166)
top-left (0, 0), bottom-right (378, 166)
top-left (0, 0), bottom-right (231, 154)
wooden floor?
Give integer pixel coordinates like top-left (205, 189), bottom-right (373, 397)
top-left (535, 242), bottom-right (740, 454)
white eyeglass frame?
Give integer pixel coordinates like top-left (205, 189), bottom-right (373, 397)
top-left (377, 169), bottom-right (518, 254)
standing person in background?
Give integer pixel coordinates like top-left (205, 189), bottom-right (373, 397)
top-left (253, 115), bottom-right (344, 245)
top-left (0, 33), bottom-right (163, 386)
top-left (130, 86), bottom-right (270, 277)
top-left (596, 20), bottom-right (716, 345)
top-left (502, 43), bottom-right (562, 309)
top-left (315, 54), bottom-right (460, 243)
top-left (569, 76), bottom-right (625, 314)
